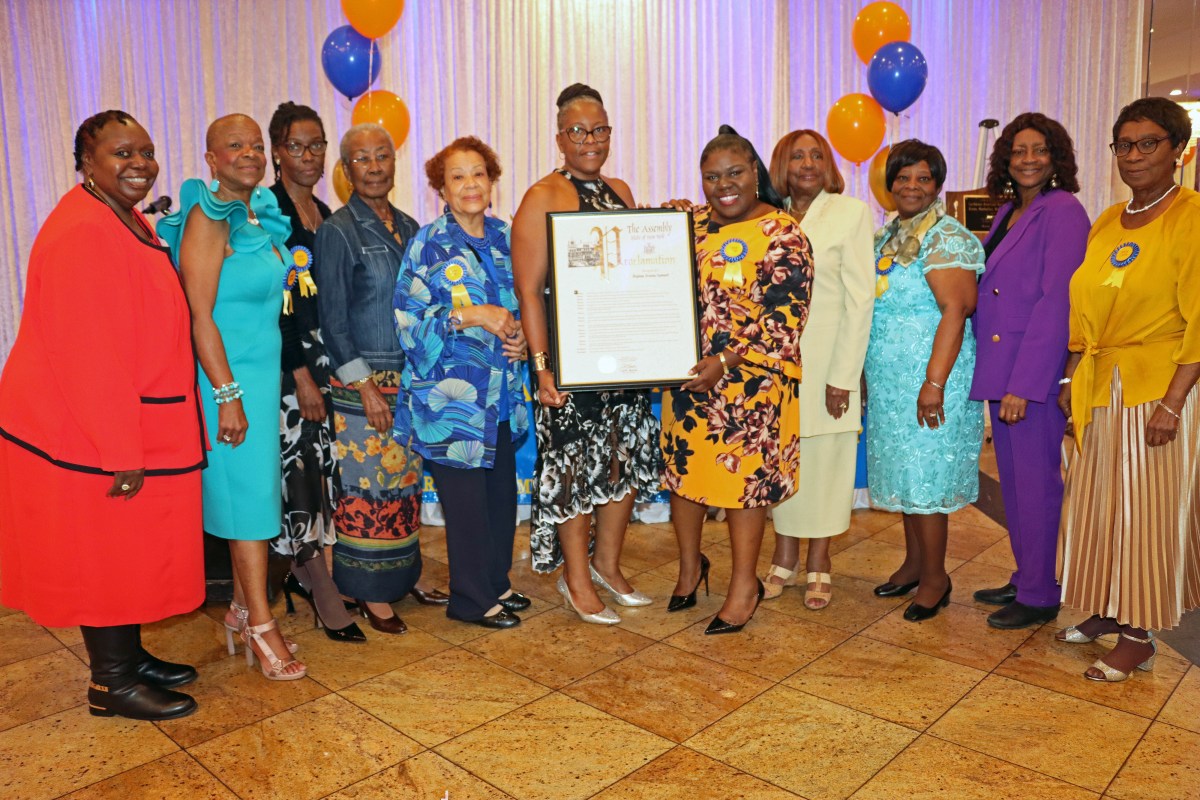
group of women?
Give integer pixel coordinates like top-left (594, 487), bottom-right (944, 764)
top-left (0, 87), bottom-right (1197, 721)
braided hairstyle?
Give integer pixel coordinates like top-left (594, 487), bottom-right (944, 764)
top-left (73, 110), bottom-right (135, 172)
top-left (267, 101), bottom-right (326, 181)
top-left (555, 83), bottom-right (604, 127)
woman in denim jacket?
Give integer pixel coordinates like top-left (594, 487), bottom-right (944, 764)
top-left (315, 123), bottom-right (445, 635)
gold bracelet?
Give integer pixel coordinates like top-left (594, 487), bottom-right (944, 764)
top-left (718, 352), bottom-right (729, 373)
top-left (1158, 402), bottom-right (1182, 421)
top-left (532, 351), bottom-right (551, 372)
top-left (349, 376), bottom-right (372, 390)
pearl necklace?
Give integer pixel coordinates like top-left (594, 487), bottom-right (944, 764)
top-left (1125, 183), bottom-right (1178, 215)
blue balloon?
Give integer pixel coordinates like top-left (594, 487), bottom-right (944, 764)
top-left (867, 41), bottom-right (928, 114)
top-left (321, 25), bottom-right (382, 100)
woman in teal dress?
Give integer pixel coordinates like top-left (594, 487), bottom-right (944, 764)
top-left (160, 114), bottom-right (305, 680)
top-left (865, 139), bottom-right (985, 622)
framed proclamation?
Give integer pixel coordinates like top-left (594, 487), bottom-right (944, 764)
top-left (546, 208), bottom-right (701, 391)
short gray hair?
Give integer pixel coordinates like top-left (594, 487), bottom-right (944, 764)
top-left (339, 123), bottom-right (393, 163)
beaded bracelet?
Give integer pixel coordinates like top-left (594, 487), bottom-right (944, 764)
top-left (213, 381), bottom-right (244, 405)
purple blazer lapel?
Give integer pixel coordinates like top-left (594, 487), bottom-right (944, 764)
top-left (981, 193), bottom-right (1048, 285)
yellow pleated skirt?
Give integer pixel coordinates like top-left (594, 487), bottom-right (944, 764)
top-left (1059, 370), bottom-right (1200, 630)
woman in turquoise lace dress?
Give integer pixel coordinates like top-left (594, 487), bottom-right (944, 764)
top-left (160, 114), bottom-right (305, 680)
top-left (865, 139), bottom-right (985, 622)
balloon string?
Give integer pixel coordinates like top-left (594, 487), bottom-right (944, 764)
top-left (368, 39), bottom-right (375, 108)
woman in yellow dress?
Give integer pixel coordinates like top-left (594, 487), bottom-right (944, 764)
top-left (661, 131), bottom-right (814, 634)
top-left (1056, 97), bottom-right (1200, 682)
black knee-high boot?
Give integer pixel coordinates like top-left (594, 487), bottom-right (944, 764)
top-left (80, 625), bottom-right (197, 721)
top-left (133, 625), bottom-right (198, 688)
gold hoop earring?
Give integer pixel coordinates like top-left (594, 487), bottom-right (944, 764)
top-left (85, 175), bottom-right (96, 189)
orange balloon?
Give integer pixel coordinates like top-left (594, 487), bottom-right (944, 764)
top-left (869, 146), bottom-right (897, 211)
top-left (333, 161), bottom-right (352, 204)
top-left (852, 1), bottom-right (911, 64)
top-left (826, 93), bottom-right (887, 164)
top-left (342, 0), bottom-right (404, 39)
top-left (351, 90), bottom-right (410, 149)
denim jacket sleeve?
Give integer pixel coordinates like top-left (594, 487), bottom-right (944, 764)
top-left (315, 218), bottom-right (372, 384)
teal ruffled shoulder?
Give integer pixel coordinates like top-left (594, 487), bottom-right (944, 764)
top-left (157, 178), bottom-right (293, 267)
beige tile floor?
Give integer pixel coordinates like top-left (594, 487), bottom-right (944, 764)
top-left (2, 458), bottom-right (1199, 798)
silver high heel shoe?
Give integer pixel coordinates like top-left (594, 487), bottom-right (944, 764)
top-left (1057, 615), bottom-right (1117, 644)
top-left (589, 563), bottom-right (652, 607)
top-left (557, 575), bottom-right (621, 625)
top-left (1085, 631), bottom-right (1157, 683)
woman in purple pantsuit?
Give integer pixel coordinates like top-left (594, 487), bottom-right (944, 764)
top-left (970, 113), bottom-right (1090, 629)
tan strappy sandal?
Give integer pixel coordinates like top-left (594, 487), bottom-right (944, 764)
top-left (242, 619), bottom-right (307, 681)
top-left (804, 572), bottom-right (833, 610)
top-left (762, 564), bottom-right (799, 600)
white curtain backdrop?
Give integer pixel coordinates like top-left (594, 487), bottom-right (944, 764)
top-left (0, 0), bottom-right (1145, 360)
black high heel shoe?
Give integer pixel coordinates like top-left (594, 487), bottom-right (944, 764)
top-left (705, 580), bottom-right (766, 635)
top-left (668, 554), bottom-right (711, 612)
top-left (282, 573), bottom-right (367, 643)
top-left (903, 579), bottom-right (952, 622)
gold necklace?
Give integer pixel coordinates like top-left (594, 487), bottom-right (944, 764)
top-left (288, 191), bottom-right (318, 231)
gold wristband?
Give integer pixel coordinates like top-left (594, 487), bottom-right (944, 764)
top-left (1158, 402), bottom-right (1182, 421)
top-left (532, 351), bottom-right (551, 372)
top-left (349, 376), bottom-right (372, 390)
top-left (718, 352), bottom-right (729, 373)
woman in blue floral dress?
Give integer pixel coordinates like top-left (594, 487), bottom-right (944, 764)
top-left (865, 140), bottom-right (985, 622)
top-left (394, 137), bottom-right (530, 629)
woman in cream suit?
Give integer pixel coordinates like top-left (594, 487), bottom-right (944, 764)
top-left (764, 129), bottom-right (875, 609)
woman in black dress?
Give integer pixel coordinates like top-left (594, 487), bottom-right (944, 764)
top-left (267, 102), bottom-right (364, 642)
top-left (512, 84), bottom-right (661, 625)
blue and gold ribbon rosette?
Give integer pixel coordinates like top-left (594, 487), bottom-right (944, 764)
top-left (1103, 241), bottom-right (1139, 289)
top-left (444, 258), bottom-right (473, 308)
top-left (875, 254), bottom-right (897, 297)
top-left (282, 245), bottom-right (318, 314)
top-left (718, 238), bottom-right (749, 286)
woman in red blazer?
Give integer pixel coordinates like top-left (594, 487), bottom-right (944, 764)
top-left (0, 111), bottom-right (206, 720)
top-left (969, 113), bottom-right (1090, 629)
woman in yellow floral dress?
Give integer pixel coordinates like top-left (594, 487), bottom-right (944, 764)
top-left (662, 131), bottom-right (814, 634)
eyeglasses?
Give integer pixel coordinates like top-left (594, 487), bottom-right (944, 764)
top-left (283, 140), bottom-right (327, 158)
top-left (348, 152), bottom-right (395, 167)
top-left (1109, 137), bottom-right (1171, 157)
top-left (559, 125), bottom-right (612, 144)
